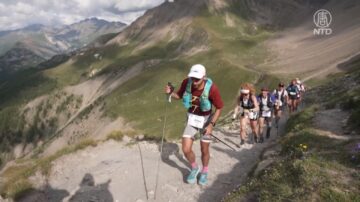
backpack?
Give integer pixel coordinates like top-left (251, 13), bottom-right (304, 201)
top-left (182, 78), bottom-right (213, 112)
top-left (240, 94), bottom-right (255, 109)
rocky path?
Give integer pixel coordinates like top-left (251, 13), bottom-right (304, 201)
top-left (21, 116), bottom-right (288, 202)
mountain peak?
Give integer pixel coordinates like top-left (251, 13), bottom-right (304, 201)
top-left (72, 17), bottom-right (126, 28)
top-left (23, 24), bottom-right (45, 32)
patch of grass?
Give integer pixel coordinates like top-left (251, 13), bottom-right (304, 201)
top-left (0, 164), bottom-right (36, 199)
top-left (225, 130), bottom-right (360, 202)
top-left (281, 129), bottom-right (332, 158)
top-left (106, 130), bottom-right (124, 142)
top-left (286, 105), bottom-right (318, 133)
top-left (0, 68), bottom-right (57, 108)
top-left (106, 130), bottom-right (138, 142)
top-left (4, 179), bottom-right (33, 200)
top-left (0, 106), bottom-right (24, 152)
top-left (320, 187), bottom-right (360, 202)
top-left (339, 88), bottom-right (360, 129)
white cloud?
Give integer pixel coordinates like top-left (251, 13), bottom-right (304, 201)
top-left (0, 0), bottom-right (165, 31)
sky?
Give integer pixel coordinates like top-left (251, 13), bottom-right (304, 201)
top-left (0, 0), bottom-right (165, 31)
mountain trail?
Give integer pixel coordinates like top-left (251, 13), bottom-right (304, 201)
top-left (22, 112), bottom-right (289, 202)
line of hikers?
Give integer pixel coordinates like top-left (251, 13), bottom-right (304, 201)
top-left (232, 77), bottom-right (305, 145)
top-left (164, 64), bottom-right (305, 186)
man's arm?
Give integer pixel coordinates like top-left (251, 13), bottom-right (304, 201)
top-left (204, 108), bottom-right (222, 136)
top-left (211, 108), bottom-right (222, 125)
top-left (204, 83), bottom-right (223, 135)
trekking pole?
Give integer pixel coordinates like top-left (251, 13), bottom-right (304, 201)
top-left (154, 82), bottom-right (174, 200)
top-left (137, 143), bottom-right (149, 200)
top-left (210, 133), bottom-right (236, 151)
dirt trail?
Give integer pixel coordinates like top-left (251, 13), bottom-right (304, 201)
top-left (314, 108), bottom-right (356, 141)
top-left (25, 113), bottom-right (288, 202)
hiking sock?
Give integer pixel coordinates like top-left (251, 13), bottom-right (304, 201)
top-left (240, 139), bottom-right (245, 145)
top-left (191, 162), bottom-right (198, 169)
top-left (202, 166), bottom-right (209, 173)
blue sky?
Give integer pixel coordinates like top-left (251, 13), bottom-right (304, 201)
top-left (0, 0), bottom-right (165, 31)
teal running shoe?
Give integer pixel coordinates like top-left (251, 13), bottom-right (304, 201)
top-left (186, 167), bottom-right (200, 184)
top-left (198, 173), bottom-right (208, 186)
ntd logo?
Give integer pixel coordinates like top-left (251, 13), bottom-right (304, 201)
top-left (313, 9), bottom-right (332, 36)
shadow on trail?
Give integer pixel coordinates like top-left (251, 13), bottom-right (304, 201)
top-left (15, 183), bottom-right (69, 202)
top-left (160, 142), bottom-right (190, 183)
top-left (224, 137), bottom-right (240, 149)
top-left (69, 173), bottom-right (113, 202)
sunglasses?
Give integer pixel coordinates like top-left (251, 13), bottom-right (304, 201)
top-left (191, 77), bottom-right (201, 82)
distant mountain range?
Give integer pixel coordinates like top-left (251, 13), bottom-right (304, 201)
top-left (0, 18), bottom-right (126, 73)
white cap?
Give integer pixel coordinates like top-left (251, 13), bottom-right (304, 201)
top-left (188, 64), bottom-right (206, 79)
top-left (240, 89), bottom-right (250, 94)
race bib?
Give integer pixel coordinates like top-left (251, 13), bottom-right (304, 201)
top-left (262, 110), bottom-right (272, 118)
top-left (289, 92), bottom-right (296, 95)
top-left (249, 112), bottom-right (256, 119)
top-left (188, 114), bottom-right (206, 128)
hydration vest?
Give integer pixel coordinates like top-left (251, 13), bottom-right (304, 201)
top-left (240, 94), bottom-right (255, 110)
top-left (275, 89), bottom-right (285, 103)
top-left (287, 85), bottom-right (299, 98)
top-left (259, 94), bottom-right (274, 111)
top-left (182, 78), bottom-right (212, 112)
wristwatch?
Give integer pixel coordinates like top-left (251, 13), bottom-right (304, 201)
top-left (210, 121), bottom-right (216, 127)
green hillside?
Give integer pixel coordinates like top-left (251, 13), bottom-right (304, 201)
top-left (0, 3), bottom-right (279, 164)
top-left (103, 9), bottom-right (273, 139)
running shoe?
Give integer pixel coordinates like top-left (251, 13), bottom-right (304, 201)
top-left (198, 173), bottom-right (208, 185)
top-left (187, 167), bottom-right (200, 184)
